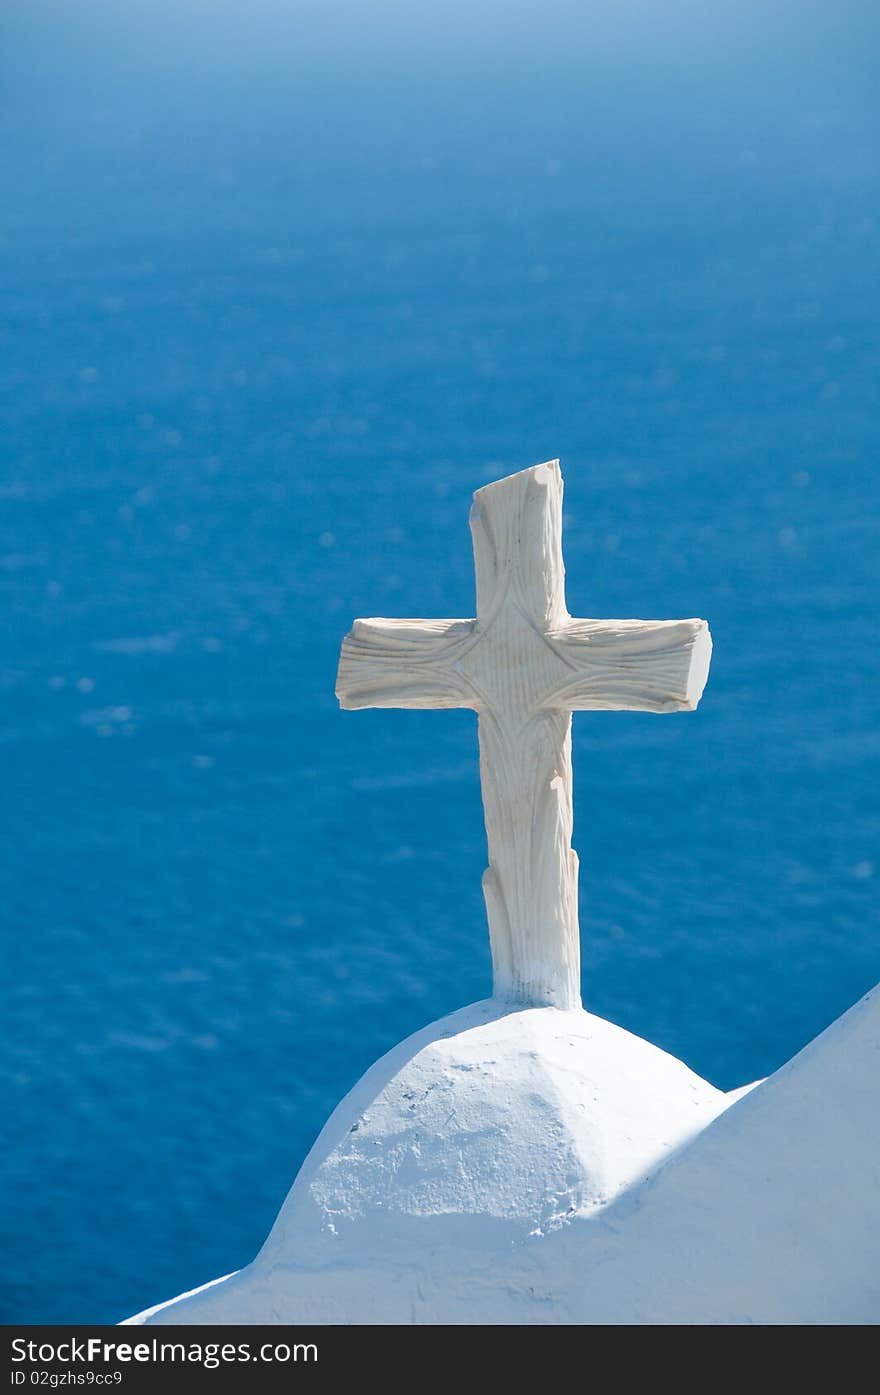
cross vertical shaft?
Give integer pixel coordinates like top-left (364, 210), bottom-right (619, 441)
top-left (468, 463), bottom-right (580, 1008)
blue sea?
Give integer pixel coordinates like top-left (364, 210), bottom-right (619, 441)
top-left (2, 2), bottom-right (878, 1323)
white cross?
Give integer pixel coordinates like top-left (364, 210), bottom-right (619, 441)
top-left (336, 461), bottom-right (711, 1010)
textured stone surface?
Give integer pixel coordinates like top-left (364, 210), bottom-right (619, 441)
top-left (127, 984), bottom-right (880, 1325)
top-left (126, 999), bottom-right (741, 1324)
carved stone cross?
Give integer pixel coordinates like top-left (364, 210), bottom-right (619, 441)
top-left (336, 461), bottom-right (711, 1011)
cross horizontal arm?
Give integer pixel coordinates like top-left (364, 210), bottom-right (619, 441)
top-left (336, 617), bottom-right (477, 710)
top-left (545, 617), bottom-right (712, 713)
